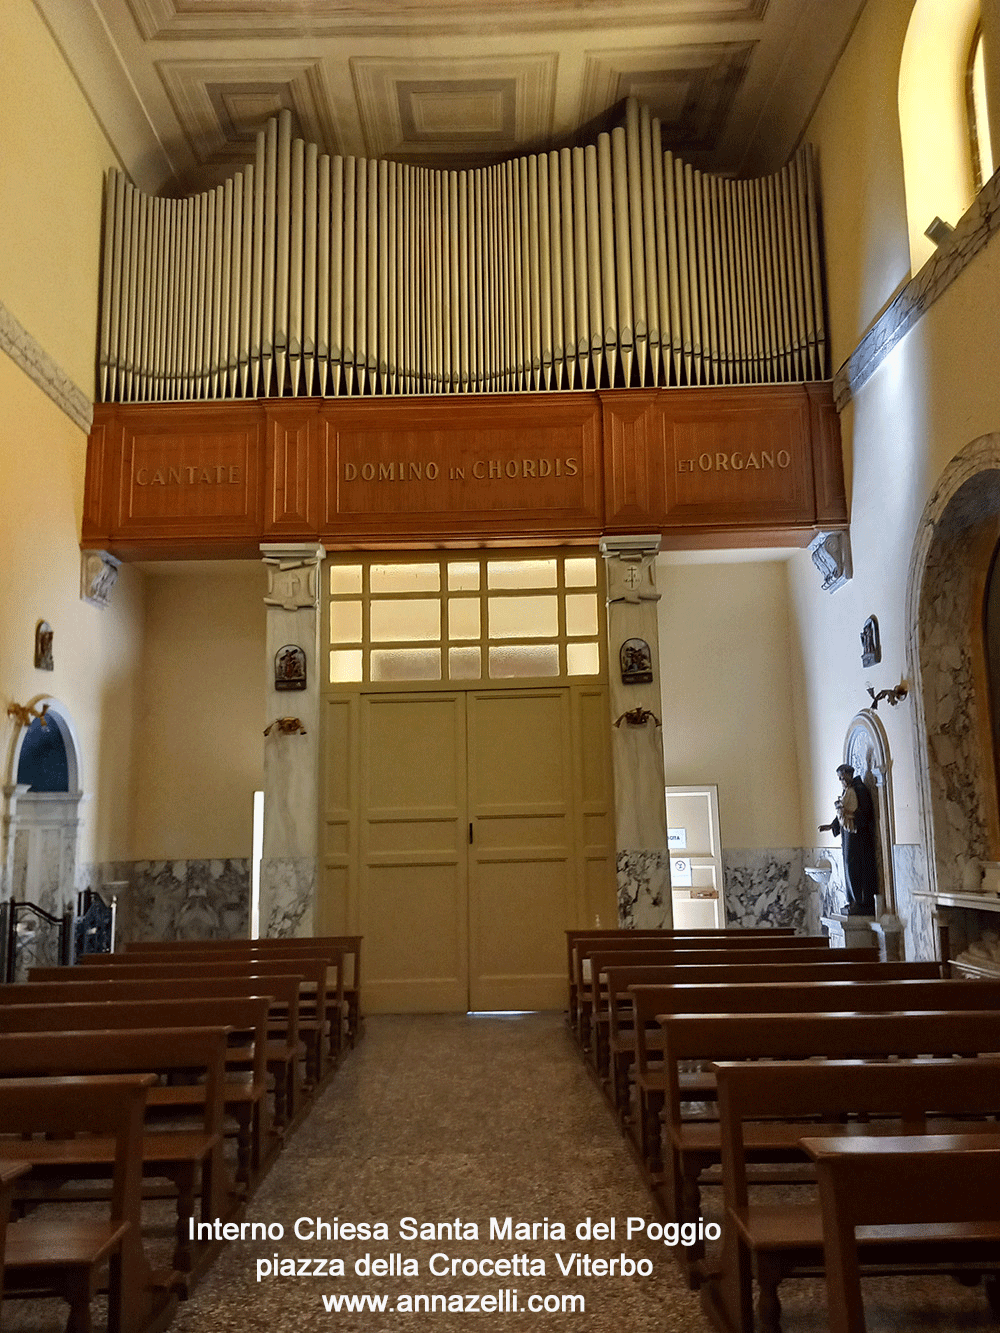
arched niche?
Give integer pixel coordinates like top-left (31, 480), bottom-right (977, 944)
top-left (842, 709), bottom-right (898, 915)
top-left (904, 434), bottom-right (1000, 900)
top-left (2, 698), bottom-right (85, 919)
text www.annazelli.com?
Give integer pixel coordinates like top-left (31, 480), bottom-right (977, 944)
top-left (320, 1291), bottom-right (584, 1314)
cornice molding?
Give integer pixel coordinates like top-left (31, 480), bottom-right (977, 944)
top-left (0, 302), bottom-right (93, 433)
top-left (834, 168), bottom-right (1000, 411)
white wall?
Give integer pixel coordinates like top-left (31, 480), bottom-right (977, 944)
top-left (658, 556), bottom-right (802, 848)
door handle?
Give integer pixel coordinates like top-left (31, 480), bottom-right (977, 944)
top-left (469, 822), bottom-right (474, 844)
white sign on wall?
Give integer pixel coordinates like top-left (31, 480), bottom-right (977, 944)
top-left (671, 857), bottom-right (693, 887)
top-left (668, 828), bottom-right (687, 849)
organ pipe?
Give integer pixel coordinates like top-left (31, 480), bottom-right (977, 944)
top-left (99, 99), bottom-right (829, 401)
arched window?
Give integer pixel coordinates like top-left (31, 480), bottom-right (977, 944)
top-left (15, 715), bottom-right (69, 792)
top-left (899, 0), bottom-right (981, 270)
top-left (968, 24), bottom-right (995, 191)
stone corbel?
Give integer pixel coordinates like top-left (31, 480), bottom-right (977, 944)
top-left (808, 529), bottom-right (852, 594)
top-left (261, 543), bottom-right (325, 611)
top-left (600, 534), bottom-right (662, 604)
top-left (80, 550), bottom-right (121, 609)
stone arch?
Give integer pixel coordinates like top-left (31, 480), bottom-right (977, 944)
top-left (2, 697), bottom-right (85, 920)
top-left (842, 709), bottom-right (897, 915)
top-left (904, 433), bottom-right (1000, 901)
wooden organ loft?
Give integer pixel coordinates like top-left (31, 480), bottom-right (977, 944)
top-left (83, 98), bottom-right (846, 558)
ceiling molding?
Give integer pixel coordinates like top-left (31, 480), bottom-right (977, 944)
top-left (352, 54), bottom-right (557, 161)
top-left (126, 0), bottom-right (770, 43)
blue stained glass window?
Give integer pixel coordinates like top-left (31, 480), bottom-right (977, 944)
top-left (16, 715), bottom-right (69, 792)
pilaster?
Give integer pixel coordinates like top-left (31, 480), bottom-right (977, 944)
top-left (260, 542), bottom-right (325, 937)
top-left (600, 535), bottom-right (672, 927)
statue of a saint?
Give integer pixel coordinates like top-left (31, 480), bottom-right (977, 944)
top-left (819, 763), bottom-right (879, 916)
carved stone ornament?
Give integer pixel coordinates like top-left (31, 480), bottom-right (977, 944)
top-left (808, 529), bottom-right (852, 593)
top-left (600, 535), bottom-right (662, 604)
top-left (262, 551), bottom-right (322, 611)
top-left (80, 549), bottom-right (122, 609)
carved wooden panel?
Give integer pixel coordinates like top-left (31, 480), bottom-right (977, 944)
top-left (264, 402), bottom-right (323, 535)
top-left (321, 395), bottom-right (604, 542)
top-left (84, 386), bottom-right (845, 557)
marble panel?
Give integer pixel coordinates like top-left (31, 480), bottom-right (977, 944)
top-left (260, 855), bottom-right (316, 938)
top-left (110, 858), bottom-right (250, 943)
top-left (722, 848), bottom-right (808, 932)
top-left (891, 843), bottom-right (936, 961)
top-left (616, 849), bottom-right (670, 928)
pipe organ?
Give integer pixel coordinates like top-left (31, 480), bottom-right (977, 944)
top-left (98, 98), bottom-right (827, 404)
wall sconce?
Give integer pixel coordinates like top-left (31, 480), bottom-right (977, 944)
top-left (866, 682), bottom-right (908, 711)
top-left (6, 702), bottom-right (49, 728)
top-left (613, 706), bottom-right (662, 728)
top-left (263, 716), bottom-right (307, 737)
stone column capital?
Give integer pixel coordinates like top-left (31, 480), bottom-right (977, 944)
top-left (599, 534), bottom-right (662, 560)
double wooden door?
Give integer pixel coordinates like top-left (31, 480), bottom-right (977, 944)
top-left (339, 685), bottom-right (613, 1012)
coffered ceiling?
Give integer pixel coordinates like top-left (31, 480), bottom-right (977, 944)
top-left (34, 0), bottom-right (867, 195)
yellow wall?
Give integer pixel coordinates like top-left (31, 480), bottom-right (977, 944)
top-left (790, 0), bottom-right (1000, 853)
top-left (657, 557), bottom-right (803, 847)
top-left (0, 0), bottom-right (145, 872)
top-left (129, 564), bottom-right (266, 860)
top-left (0, 357), bottom-right (144, 866)
top-left (0, 0), bottom-right (119, 393)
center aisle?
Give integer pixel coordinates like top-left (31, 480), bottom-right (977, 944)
top-left (173, 1012), bottom-right (712, 1331)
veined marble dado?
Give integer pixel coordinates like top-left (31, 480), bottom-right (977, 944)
top-left (108, 859), bottom-right (250, 943)
top-left (617, 849), bottom-right (670, 928)
top-left (723, 849), bottom-right (808, 933)
top-left (261, 856), bottom-right (316, 938)
top-left (892, 843), bottom-right (935, 962)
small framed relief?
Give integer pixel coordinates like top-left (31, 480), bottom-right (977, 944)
top-left (275, 644), bottom-right (307, 691)
top-left (35, 621), bottom-right (54, 671)
top-left (860, 615), bottom-right (881, 669)
top-left (620, 637), bottom-right (653, 684)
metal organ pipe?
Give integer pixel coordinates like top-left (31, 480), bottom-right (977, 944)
top-left (99, 100), bottom-right (828, 401)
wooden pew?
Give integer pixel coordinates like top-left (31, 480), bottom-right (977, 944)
top-left (0, 1026), bottom-right (233, 1280)
top-left (565, 929), bottom-right (795, 1029)
top-left (572, 933), bottom-right (828, 1044)
top-left (91, 940), bottom-right (349, 1064)
top-left (606, 962), bottom-right (942, 1116)
top-left (26, 963), bottom-right (314, 1124)
top-left (705, 1052), bottom-right (1000, 1333)
top-left (580, 944), bottom-right (876, 1067)
top-left (804, 1134), bottom-right (1000, 1333)
top-left (0, 997), bottom-right (272, 1191)
top-left (0, 1162), bottom-right (30, 1301)
top-left (120, 936), bottom-right (364, 1047)
top-left (0, 1072), bottom-right (177, 1333)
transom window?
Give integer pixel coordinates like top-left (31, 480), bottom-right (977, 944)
top-left (327, 552), bottom-right (604, 686)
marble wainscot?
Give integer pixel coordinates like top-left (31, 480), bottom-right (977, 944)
top-left (723, 849), bottom-right (808, 932)
top-left (892, 843), bottom-right (936, 962)
top-left (617, 849), bottom-right (671, 928)
top-left (106, 859), bottom-right (250, 944)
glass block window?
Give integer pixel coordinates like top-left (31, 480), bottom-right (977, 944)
top-left (328, 552), bottom-right (603, 686)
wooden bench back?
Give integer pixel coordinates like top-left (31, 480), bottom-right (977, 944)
top-left (624, 975), bottom-right (989, 1077)
top-left (0, 1026), bottom-right (230, 1137)
top-left (804, 1134), bottom-right (1000, 1333)
top-left (0, 997), bottom-right (270, 1084)
top-left (659, 1009), bottom-right (1000, 1138)
top-left (119, 935), bottom-right (363, 990)
top-left (580, 945), bottom-right (877, 1037)
top-left (714, 1056), bottom-right (1000, 1213)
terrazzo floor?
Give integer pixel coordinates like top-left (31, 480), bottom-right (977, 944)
top-left (6, 1012), bottom-right (1000, 1330)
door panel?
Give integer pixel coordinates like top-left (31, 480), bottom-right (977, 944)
top-left (467, 690), bottom-right (576, 1011)
top-left (360, 694), bottom-right (468, 1011)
